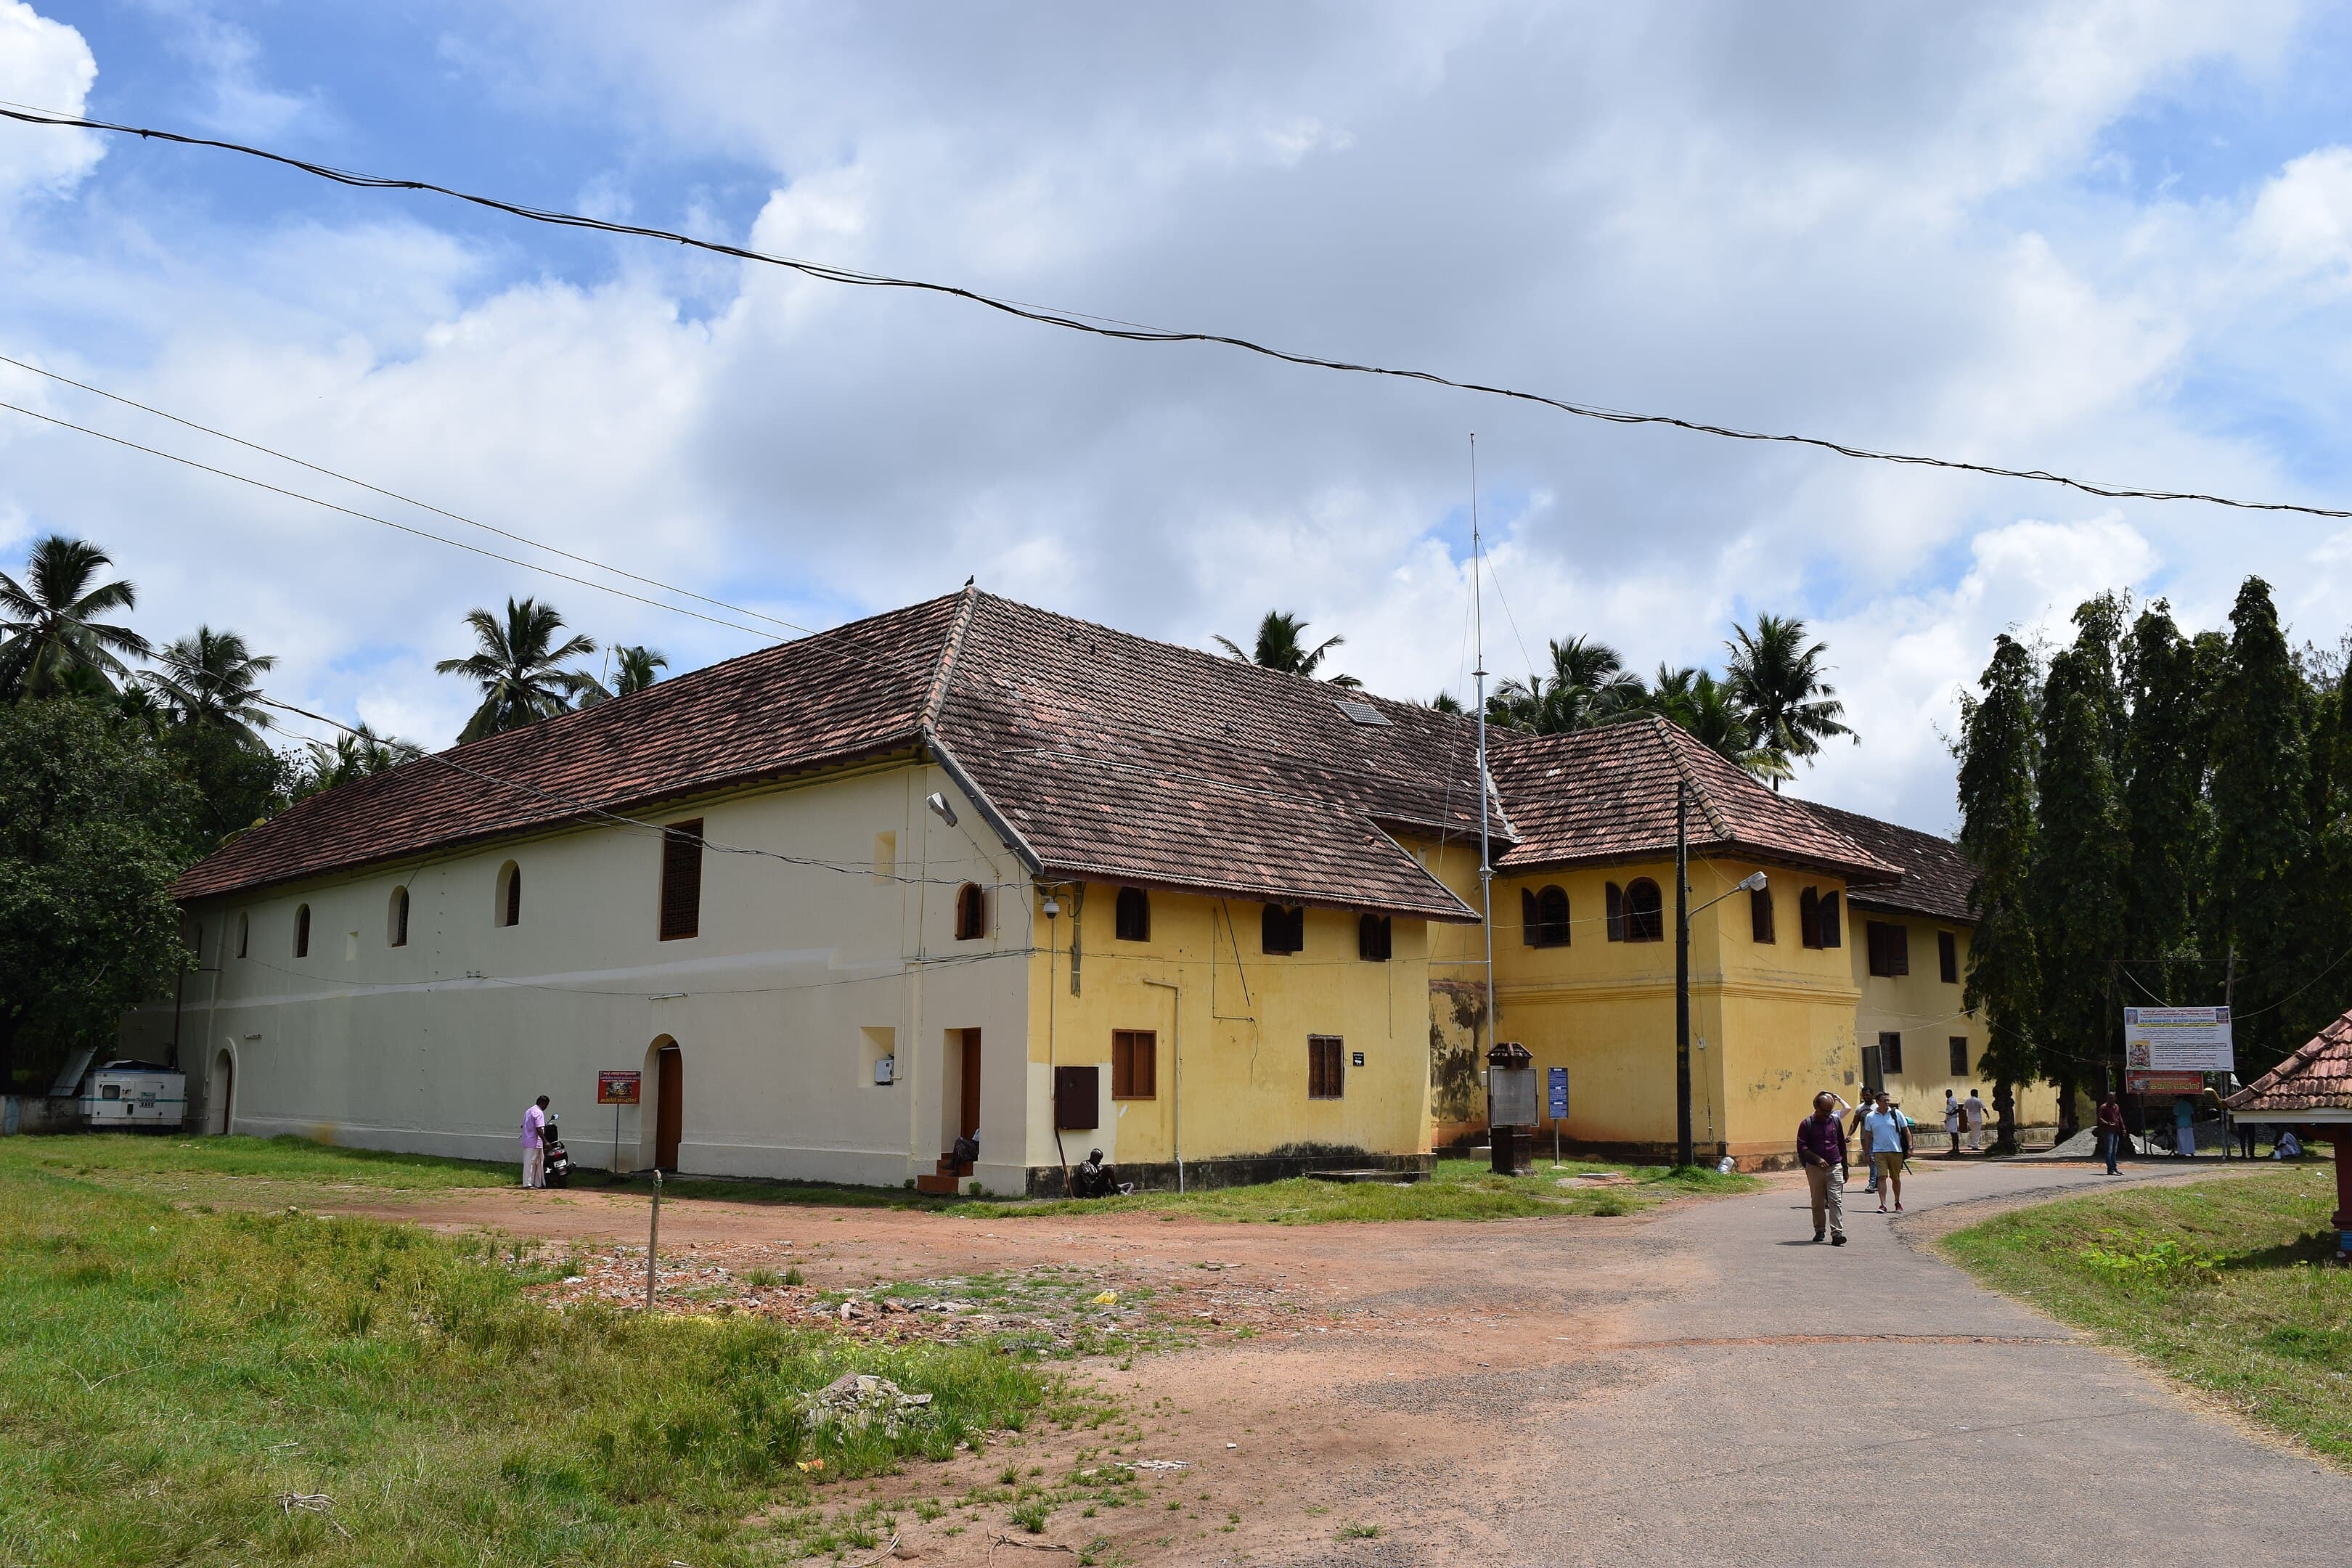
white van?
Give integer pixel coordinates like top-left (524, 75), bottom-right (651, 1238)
top-left (80, 1061), bottom-right (188, 1130)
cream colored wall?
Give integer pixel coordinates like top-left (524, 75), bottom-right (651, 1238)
top-left (1018, 886), bottom-right (1435, 1169)
top-left (125, 757), bottom-right (1044, 1193)
top-left (1846, 914), bottom-right (2059, 1131)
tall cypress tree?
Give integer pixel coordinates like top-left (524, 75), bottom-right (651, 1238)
top-left (2120, 603), bottom-right (2213, 1016)
top-left (2032, 597), bottom-right (2128, 1137)
top-left (2208, 577), bottom-right (2314, 1075)
top-left (1957, 634), bottom-right (2043, 1153)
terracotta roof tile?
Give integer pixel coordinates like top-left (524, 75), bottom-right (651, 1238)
top-left (1487, 717), bottom-right (1902, 886)
top-left (1800, 802), bottom-right (1974, 924)
top-left (2228, 1012), bottom-right (2352, 1114)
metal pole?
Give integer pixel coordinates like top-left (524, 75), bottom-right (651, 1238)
top-left (644, 1169), bottom-right (662, 1310)
top-left (1471, 436), bottom-right (1495, 1070)
top-left (613, 1103), bottom-right (621, 1178)
top-left (1675, 783), bottom-right (1693, 1169)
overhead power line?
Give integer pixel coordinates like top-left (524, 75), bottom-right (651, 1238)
top-left (4, 102), bottom-right (2345, 521)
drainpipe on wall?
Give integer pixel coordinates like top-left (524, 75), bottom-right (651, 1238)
top-left (1141, 977), bottom-right (1182, 1193)
top-left (1043, 889), bottom-right (1068, 1188)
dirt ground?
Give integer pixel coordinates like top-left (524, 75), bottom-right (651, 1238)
top-left (314, 1160), bottom-right (2352, 1567)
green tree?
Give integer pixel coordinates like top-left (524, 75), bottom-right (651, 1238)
top-left (1724, 613), bottom-right (1854, 788)
top-left (148, 626), bottom-right (277, 744)
top-left (435, 597), bottom-right (602, 741)
top-left (290, 723), bottom-right (407, 801)
top-left (2208, 578), bottom-right (2316, 1075)
top-left (0, 697), bottom-right (195, 1090)
top-left (2031, 597), bottom-right (2128, 1136)
top-left (1956, 634), bottom-right (2043, 1153)
top-left (612, 645), bottom-right (668, 696)
top-left (1214, 611), bottom-right (1359, 687)
top-left (1487, 635), bottom-right (1643, 733)
top-left (0, 534), bottom-right (150, 700)
top-left (1627, 663), bottom-right (1788, 781)
top-left (2120, 603), bottom-right (2214, 1010)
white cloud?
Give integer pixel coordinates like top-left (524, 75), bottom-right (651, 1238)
top-left (0, 0), bottom-right (99, 203)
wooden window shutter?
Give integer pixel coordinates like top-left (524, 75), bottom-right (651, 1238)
top-left (1535, 886), bottom-right (1570, 947)
top-left (955, 883), bottom-right (987, 941)
top-left (1750, 885), bottom-right (1775, 944)
top-left (1818, 891), bottom-right (1842, 948)
top-left (1879, 1032), bottom-right (1903, 1075)
top-left (1053, 1064), bottom-right (1099, 1130)
top-left (1886, 923), bottom-right (1908, 975)
top-left (1520, 887), bottom-right (1540, 947)
top-left (1307, 1035), bottom-right (1345, 1099)
top-left (1799, 888), bottom-right (1821, 949)
top-left (295, 904), bottom-right (310, 958)
top-left (1949, 1036), bottom-right (1970, 1077)
top-left (1938, 930), bottom-right (1959, 984)
top-left (1113, 1030), bottom-right (1156, 1098)
top-left (659, 820), bottom-right (703, 941)
top-left (1605, 882), bottom-right (1625, 942)
top-left (1359, 914), bottom-right (1392, 962)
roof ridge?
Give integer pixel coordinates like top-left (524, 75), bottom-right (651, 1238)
top-left (1652, 716), bottom-right (1734, 839)
top-left (918, 584), bottom-right (981, 732)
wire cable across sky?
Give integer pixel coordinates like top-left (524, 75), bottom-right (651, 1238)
top-left (4, 102), bottom-right (2346, 521)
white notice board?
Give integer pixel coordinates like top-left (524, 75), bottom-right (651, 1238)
top-left (2123, 1006), bottom-right (2234, 1074)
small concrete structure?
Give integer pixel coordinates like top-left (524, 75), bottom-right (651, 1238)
top-left (2226, 1010), bottom-right (2352, 1257)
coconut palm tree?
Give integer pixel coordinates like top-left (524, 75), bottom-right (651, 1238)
top-left (149, 626), bottom-right (276, 746)
top-left (435, 597), bottom-right (601, 741)
top-left (613, 645), bottom-right (668, 696)
top-left (1631, 663), bottom-right (1789, 782)
top-left (1724, 614), bottom-right (1854, 787)
top-left (1487, 635), bottom-right (1643, 733)
top-left (0, 534), bottom-right (150, 700)
top-left (1215, 611), bottom-right (1361, 687)
top-left (293, 722), bottom-right (407, 799)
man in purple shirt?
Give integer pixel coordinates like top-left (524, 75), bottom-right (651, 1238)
top-left (520, 1095), bottom-right (550, 1188)
top-left (1797, 1091), bottom-right (1849, 1245)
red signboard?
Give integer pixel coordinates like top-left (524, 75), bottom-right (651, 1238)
top-left (2126, 1071), bottom-right (2206, 1096)
top-left (597, 1069), bottom-right (642, 1106)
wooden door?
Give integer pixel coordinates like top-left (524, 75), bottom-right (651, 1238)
top-left (656, 1044), bottom-right (683, 1171)
top-left (957, 1031), bottom-right (981, 1141)
top-left (1860, 1045), bottom-right (1883, 1101)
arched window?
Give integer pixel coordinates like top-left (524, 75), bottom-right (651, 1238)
top-left (1799, 887), bottom-right (1822, 949)
top-left (955, 882), bottom-right (987, 941)
top-left (1817, 890), bottom-right (1842, 949)
top-left (1358, 912), bottom-right (1392, 961)
top-left (1115, 886), bottom-right (1151, 942)
top-left (1750, 883), bottom-right (1776, 944)
top-left (1604, 881), bottom-right (1625, 942)
top-left (497, 861), bottom-right (521, 928)
top-left (236, 911), bottom-right (249, 959)
top-left (294, 903), bottom-right (311, 959)
top-left (1527, 885), bottom-right (1570, 947)
top-left (388, 886), bottom-right (409, 948)
top-left (1622, 878), bottom-right (1665, 942)
top-left (1262, 904), bottom-right (1304, 955)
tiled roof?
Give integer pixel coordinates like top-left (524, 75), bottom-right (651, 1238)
top-left (2228, 1012), bottom-right (2352, 1114)
top-left (1800, 802), bottom-right (1974, 924)
top-left (174, 589), bottom-right (1488, 920)
top-left (1487, 717), bottom-right (1901, 886)
top-left (173, 594), bottom-right (965, 901)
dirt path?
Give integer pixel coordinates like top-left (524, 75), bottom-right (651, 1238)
top-left (319, 1162), bottom-right (2351, 1566)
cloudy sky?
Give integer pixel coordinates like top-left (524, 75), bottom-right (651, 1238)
top-left (6, 1), bottom-right (2352, 833)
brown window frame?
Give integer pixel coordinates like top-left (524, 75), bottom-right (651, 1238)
top-left (1357, 913), bottom-right (1392, 962)
top-left (660, 820), bottom-right (704, 942)
top-left (1604, 881), bottom-right (1625, 942)
top-left (1949, 1036), bottom-right (1970, 1077)
top-left (1112, 1029), bottom-right (1157, 1099)
top-left (1527, 885), bottom-right (1570, 947)
top-left (1750, 884), bottom-right (1775, 944)
top-left (1114, 886), bottom-right (1151, 942)
top-left (1799, 887), bottom-right (1821, 949)
top-left (294, 903), bottom-right (311, 959)
top-left (952, 881), bottom-right (987, 942)
top-left (1878, 1031), bottom-right (1903, 1076)
top-left (1622, 878), bottom-right (1665, 943)
top-left (1818, 890), bottom-right (1842, 948)
top-left (1866, 920), bottom-right (1909, 978)
top-left (1262, 903), bottom-right (1304, 955)
top-left (1307, 1034), bottom-right (1346, 1099)
top-left (1937, 930), bottom-right (1959, 984)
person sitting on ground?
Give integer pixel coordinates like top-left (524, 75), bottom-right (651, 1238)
top-left (1071, 1147), bottom-right (1130, 1199)
top-left (2274, 1129), bottom-right (2303, 1160)
top-left (1797, 1093), bottom-right (1849, 1246)
top-left (951, 1131), bottom-right (979, 1172)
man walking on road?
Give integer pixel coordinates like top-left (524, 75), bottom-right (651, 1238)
top-left (1861, 1091), bottom-right (1908, 1212)
top-left (1963, 1088), bottom-right (1989, 1152)
top-left (1797, 1092), bottom-right (1849, 1244)
top-left (2096, 1093), bottom-right (2128, 1175)
top-left (520, 1094), bottom-right (550, 1188)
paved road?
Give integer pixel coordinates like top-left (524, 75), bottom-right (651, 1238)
top-left (1482, 1159), bottom-right (2351, 1567)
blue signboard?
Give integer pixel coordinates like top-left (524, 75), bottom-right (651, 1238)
top-left (1547, 1066), bottom-right (1569, 1120)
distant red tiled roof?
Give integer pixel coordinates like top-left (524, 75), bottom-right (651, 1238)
top-left (2229, 1012), bottom-right (2352, 1114)
top-left (175, 589), bottom-right (1488, 920)
top-left (1487, 717), bottom-right (1901, 886)
top-left (1800, 801), bottom-right (1974, 923)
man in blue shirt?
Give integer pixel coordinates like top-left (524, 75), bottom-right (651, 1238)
top-left (1859, 1091), bottom-right (1908, 1212)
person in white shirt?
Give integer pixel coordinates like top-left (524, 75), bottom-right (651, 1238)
top-left (1943, 1090), bottom-right (1962, 1157)
top-left (520, 1095), bottom-right (550, 1188)
top-left (1963, 1090), bottom-right (1989, 1151)
top-left (1859, 1092), bottom-right (1908, 1212)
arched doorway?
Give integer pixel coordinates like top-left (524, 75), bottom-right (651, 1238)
top-left (209, 1047), bottom-right (234, 1136)
top-left (652, 1038), bottom-right (682, 1172)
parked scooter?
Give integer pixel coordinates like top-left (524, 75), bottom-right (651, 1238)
top-left (542, 1119), bottom-right (573, 1188)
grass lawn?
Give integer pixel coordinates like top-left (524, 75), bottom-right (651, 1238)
top-left (0, 1153), bottom-right (1078, 1565)
top-left (1942, 1165), bottom-right (2352, 1465)
top-left (22, 1135), bottom-right (1757, 1223)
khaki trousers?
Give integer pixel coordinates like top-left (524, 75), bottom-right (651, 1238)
top-left (1805, 1163), bottom-right (1845, 1237)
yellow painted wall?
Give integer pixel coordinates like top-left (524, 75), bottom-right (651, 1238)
top-left (1021, 887), bottom-right (1435, 1170)
top-left (1846, 913), bottom-right (2059, 1132)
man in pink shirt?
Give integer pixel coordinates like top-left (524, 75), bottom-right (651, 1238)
top-left (520, 1095), bottom-right (550, 1188)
